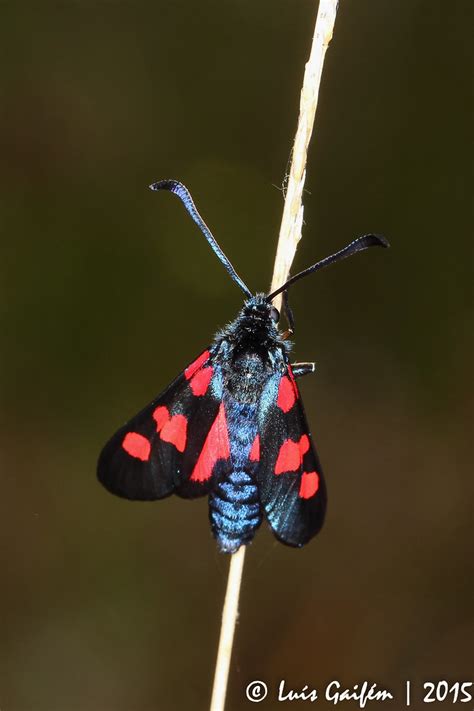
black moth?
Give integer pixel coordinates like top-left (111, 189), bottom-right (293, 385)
top-left (97, 180), bottom-right (388, 553)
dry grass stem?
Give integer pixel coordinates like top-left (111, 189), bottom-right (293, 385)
top-left (270, 0), bottom-right (339, 310)
top-left (209, 546), bottom-right (246, 711)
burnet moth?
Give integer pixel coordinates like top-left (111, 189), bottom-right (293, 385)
top-left (97, 180), bottom-right (389, 553)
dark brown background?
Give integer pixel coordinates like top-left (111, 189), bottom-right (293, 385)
top-left (0, 1), bottom-right (472, 709)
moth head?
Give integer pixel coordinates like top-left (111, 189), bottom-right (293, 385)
top-left (241, 294), bottom-right (280, 327)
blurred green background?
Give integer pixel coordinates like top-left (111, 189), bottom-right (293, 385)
top-left (0, 1), bottom-right (472, 709)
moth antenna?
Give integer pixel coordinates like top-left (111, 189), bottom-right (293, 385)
top-left (150, 180), bottom-right (252, 298)
top-left (267, 234), bottom-right (389, 301)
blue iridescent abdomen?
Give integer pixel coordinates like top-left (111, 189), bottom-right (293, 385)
top-left (208, 398), bottom-right (261, 553)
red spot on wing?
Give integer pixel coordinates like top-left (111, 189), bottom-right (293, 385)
top-left (191, 403), bottom-right (230, 482)
top-left (299, 434), bottom-right (310, 456)
top-left (122, 432), bottom-right (151, 461)
top-left (299, 471), bottom-right (320, 499)
top-left (275, 439), bottom-right (301, 474)
top-left (185, 350), bottom-right (210, 380)
top-left (153, 405), bottom-right (169, 432)
top-left (275, 435), bottom-right (311, 475)
top-left (160, 414), bottom-right (188, 453)
top-left (249, 434), bottom-right (260, 462)
top-left (152, 406), bottom-right (187, 452)
top-left (277, 375), bottom-right (297, 412)
top-left (190, 366), bottom-right (213, 396)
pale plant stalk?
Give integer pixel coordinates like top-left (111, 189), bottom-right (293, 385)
top-left (270, 0), bottom-right (339, 312)
top-left (209, 2), bottom-right (339, 710)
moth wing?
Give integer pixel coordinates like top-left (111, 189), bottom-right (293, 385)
top-left (256, 366), bottom-right (327, 547)
top-left (97, 350), bottom-right (232, 500)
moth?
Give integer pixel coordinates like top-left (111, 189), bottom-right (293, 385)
top-left (97, 180), bottom-right (388, 552)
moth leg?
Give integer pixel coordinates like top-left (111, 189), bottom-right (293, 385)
top-left (291, 362), bottom-right (316, 378)
top-left (282, 293), bottom-right (314, 377)
top-left (280, 291), bottom-right (296, 340)
top-left (283, 290), bottom-right (295, 334)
